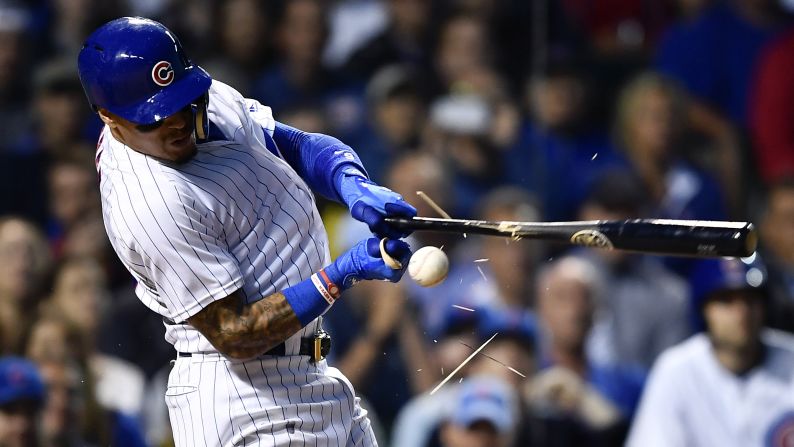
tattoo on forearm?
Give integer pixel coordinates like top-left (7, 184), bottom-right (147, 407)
top-left (188, 291), bottom-right (302, 359)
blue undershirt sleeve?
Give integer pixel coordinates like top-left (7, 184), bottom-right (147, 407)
top-left (271, 121), bottom-right (367, 203)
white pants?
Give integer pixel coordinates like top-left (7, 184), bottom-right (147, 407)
top-left (165, 353), bottom-right (377, 447)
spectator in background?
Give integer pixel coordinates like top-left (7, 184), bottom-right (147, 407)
top-left (655, 0), bottom-right (789, 129)
top-left (508, 60), bottom-right (620, 220)
top-left (758, 177), bottom-right (794, 333)
top-left (200, 0), bottom-right (272, 97)
top-left (399, 185), bottom-right (540, 337)
top-left (343, 0), bottom-right (435, 80)
top-left (38, 258), bottom-right (146, 419)
top-left (0, 357), bottom-right (45, 447)
top-left (25, 60), bottom-right (94, 156)
top-left (46, 152), bottom-right (101, 256)
top-left (561, 0), bottom-right (674, 57)
top-left (156, 0), bottom-right (215, 62)
top-left (0, 217), bottom-right (51, 355)
top-left (391, 309), bottom-right (535, 447)
top-left (672, 0), bottom-right (715, 20)
top-left (431, 12), bottom-right (522, 153)
top-left (346, 64), bottom-right (426, 183)
top-left (575, 171), bottom-right (690, 369)
top-left (528, 256), bottom-right (645, 446)
top-left (750, 28), bottom-right (794, 185)
top-left (627, 257), bottom-right (794, 447)
top-left (614, 72), bottom-right (727, 221)
top-left (449, 187), bottom-right (542, 311)
top-left (322, 0), bottom-right (388, 69)
top-left (24, 316), bottom-right (148, 447)
top-left (40, 0), bottom-right (127, 58)
top-left (433, 12), bottom-right (493, 93)
top-left (383, 152), bottom-right (457, 252)
top-left (425, 93), bottom-right (505, 217)
top-left (38, 357), bottom-right (146, 447)
top-left (2, 59), bottom-right (93, 225)
top-left (470, 306), bottom-right (537, 389)
top-left (438, 376), bottom-right (521, 447)
top-left (251, 0), bottom-right (341, 115)
top-left (0, 4), bottom-right (33, 149)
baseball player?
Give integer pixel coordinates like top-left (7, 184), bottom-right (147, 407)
top-left (77, 17), bottom-right (417, 446)
top-left (626, 256), bottom-right (794, 447)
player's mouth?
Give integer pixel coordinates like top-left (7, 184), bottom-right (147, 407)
top-left (171, 132), bottom-right (192, 146)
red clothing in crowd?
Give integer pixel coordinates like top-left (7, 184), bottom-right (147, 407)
top-left (751, 29), bottom-right (794, 184)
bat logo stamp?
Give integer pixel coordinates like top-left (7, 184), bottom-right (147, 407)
top-left (570, 230), bottom-right (614, 249)
top-left (152, 61), bottom-right (175, 86)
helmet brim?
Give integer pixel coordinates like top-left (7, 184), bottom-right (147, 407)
top-left (109, 65), bottom-right (212, 125)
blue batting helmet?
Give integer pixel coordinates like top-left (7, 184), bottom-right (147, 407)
top-left (688, 254), bottom-right (768, 331)
top-left (77, 17), bottom-right (212, 125)
top-left (691, 254), bottom-right (767, 307)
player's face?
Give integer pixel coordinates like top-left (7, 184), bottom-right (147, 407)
top-left (0, 401), bottom-right (40, 447)
top-left (100, 106), bottom-right (197, 164)
top-left (704, 290), bottom-right (764, 350)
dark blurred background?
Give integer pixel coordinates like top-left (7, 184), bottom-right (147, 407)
top-left (1, 0), bottom-right (794, 446)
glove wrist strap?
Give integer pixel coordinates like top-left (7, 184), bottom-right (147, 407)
top-left (283, 269), bottom-right (342, 327)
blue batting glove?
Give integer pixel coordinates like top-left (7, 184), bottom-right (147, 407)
top-left (337, 173), bottom-right (417, 239)
top-left (324, 238), bottom-right (412, 290)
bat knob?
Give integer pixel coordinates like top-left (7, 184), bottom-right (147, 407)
top-left (743, 223), bottom-right (758, 258)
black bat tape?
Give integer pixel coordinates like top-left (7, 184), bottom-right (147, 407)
top-left (384, 217), bottom-right (757, 258)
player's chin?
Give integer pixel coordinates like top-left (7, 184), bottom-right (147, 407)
top-left (167, 136), bottom-right (198, 164)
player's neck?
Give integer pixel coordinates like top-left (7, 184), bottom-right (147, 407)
top-left (712, 339), bottom-right (765, 376)
top-left (108, 126), bottom-right (130, 148)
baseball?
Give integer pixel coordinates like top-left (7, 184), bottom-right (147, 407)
top-left (408, 246), bottom-right (449, 287)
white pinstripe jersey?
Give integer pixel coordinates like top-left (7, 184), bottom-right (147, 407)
top-left (96, 80), bottom-right (331, 354)
top-left (627, 330), bottom-right (794, 447)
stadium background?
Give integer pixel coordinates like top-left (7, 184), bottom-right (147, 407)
top-left (1, 0), bottom-right (793, 445)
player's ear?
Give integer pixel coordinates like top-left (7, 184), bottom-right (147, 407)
top-left (97, 108), bottom-right (118, 128)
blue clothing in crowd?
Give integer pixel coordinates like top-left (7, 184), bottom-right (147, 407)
top-left (655, 3), bottom-right (786, 126)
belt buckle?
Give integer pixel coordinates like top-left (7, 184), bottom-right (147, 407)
top-left (312, 331), bottom-right (331, 363)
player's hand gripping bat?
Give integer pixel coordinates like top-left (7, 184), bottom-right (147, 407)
top-left (383, 217), bottom-right (757, 258)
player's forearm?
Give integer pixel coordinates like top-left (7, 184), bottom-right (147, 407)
top-left (188, 291), bottom-right (302, 359)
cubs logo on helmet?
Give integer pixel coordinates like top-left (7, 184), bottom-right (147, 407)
top-left (152, 61), bottom-right (175, 87)
top-left (77, 17), bottom-right (212, 125)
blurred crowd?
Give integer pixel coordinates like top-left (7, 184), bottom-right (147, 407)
top-left (2, 0), bottom-right (794, 446)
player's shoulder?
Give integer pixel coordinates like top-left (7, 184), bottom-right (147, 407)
top-left (762, 329), bottom-right (794, 372)
top-left (206, 80), bottom-right (275, 138)
top-left (652, 333), bottom-right (711, 372)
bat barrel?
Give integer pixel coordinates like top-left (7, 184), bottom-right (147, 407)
top-left (385, 217), bottom-right (757, 258)
top-left (593, 220), bottom-right (757, 258)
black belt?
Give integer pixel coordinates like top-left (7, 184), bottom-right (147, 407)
top-left (178, 331), bottom-right (331, 363)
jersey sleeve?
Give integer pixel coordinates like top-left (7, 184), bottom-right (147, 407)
top-left (124, 172), bottom-right (244, 323)
top-left (204, 80), bottom-right (280, 156)
top-left (625, 350), bottom-right (688, 447)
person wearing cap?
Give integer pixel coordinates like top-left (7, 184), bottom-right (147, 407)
top-left (0, 357), bottom-right (45, 447)
top-left (77, 16), bottom-right (417, 446)
top-left (627, 256), bottom-right (794, 447)
top-left (527, 256), bottom-right (645, 445)
top-left (439, 376), bottom-right (519, 447)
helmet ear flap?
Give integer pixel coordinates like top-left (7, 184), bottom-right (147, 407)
top-left (193, 92), bottom-right (209, 141)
